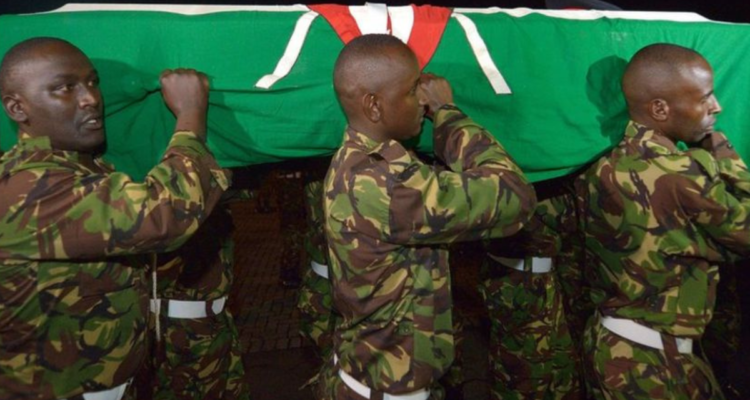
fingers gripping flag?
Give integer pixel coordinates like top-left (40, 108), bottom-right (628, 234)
top-left (255, 3), bottom-right (513, 94)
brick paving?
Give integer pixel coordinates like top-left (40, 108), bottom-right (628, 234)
top-left (229, 200), bottom-right (312, 354)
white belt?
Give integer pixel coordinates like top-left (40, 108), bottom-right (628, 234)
top-left (149, 296), bottom-right (227, 319)
top-left (334, 355), bottom-right (430, 400)
top-left (488, 255), bottom-right (553, 273)
top-left (311, 260), bottom-right (329, 279)
top-left (61, 379), bottom-right (131, 400)
top-left (600, 315), bottom-right (693, 354)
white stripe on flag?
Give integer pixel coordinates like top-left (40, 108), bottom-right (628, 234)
top-left (452, 7), bottom-right (709, 22)
top-left (255, 11), bottom-right (319, 90)
top-left (388, 6), bottom-right (415, 44)
top-left (349, 3), bottom-right (389, 35)
top-left (46, 3), bottom-right (311, 14)
top-left (453, 13), bottom-right (512, 95)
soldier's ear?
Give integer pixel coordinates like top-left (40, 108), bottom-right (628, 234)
top-left (2, 93), bottom-right (28, 124)
top-left (362, 93), bottom-right (382, 123)
top-left (649, 98), bottom-right (669, 122)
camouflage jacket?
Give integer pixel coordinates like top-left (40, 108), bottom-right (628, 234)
top-left (485, 176), bottom-right (579, 262)
top-left (0, 132), bottom-right (228, 399)
top-left (324, 105), bottom-right (536, 394)
top-left (304, 179), bottom-right (329, 266)
top-left (580, 121), bottom-right (750, 337)
top-left (304, 158), bottom-right (331, 266)
top-left (155, 202), bottom-right (234, 301)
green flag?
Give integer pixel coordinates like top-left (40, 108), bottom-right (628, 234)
top-left (1, 5), bottom-right (749, 181)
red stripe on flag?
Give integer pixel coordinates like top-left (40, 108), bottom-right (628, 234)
top-left (309, 4), bottom-right (362, 44)
top-left (408, 5), bottom-right (452, 69)
top-left (310, 4), bottom-right (451, 70)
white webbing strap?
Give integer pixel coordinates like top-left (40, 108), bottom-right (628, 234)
top-left (334, 355), bottom-right (430, 400)
top-left (488, 255), bottom-right (553, 273)
top-left (600, 315), bottom-right (693, 354)
top-left (60, 379), bottom-right (132, 400)
top-left (255, 10), bottom-right (319, 89)
top-left (452, 13), bottom-right (512, 95)
top-left (150, 254), bottom-right (161, 342)
top-left (311, 260), bottom-right (330, 279)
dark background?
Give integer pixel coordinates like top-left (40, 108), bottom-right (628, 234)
top-left (1, 0), bottom-right (749, 23)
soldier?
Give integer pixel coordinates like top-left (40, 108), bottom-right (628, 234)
top-left (147, 196), bottom-right (249, 400)
top-left (479, 175), bottom-right (587, 400)
top-left (580, 43), bottom-right (750, 399)
top-left (0, 37), bottom-right (228, 400)
top-left (320, 34), bottom-right (537, 400)
top-left (297, 157), bottom-right (337, 361)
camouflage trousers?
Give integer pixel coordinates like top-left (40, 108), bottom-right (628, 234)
top-left (314, 360), bottom-right (445, 400)
top-left (150, 309), bottom-right (249, 400)
top-left (478, 267), bottom-right (581, 400)
top-left (584, 315), bottom-right (724, 400)
top-left (298, 266), bottom-right (337, 360)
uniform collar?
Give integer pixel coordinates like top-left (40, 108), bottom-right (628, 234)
top-left (344, 126), bottom-right (410, 162)
top-left (14, 133), bottom-right (113, 173)
top-left (624, 120), bottom-right (681, 155)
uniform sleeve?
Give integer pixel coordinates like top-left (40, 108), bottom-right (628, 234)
top-left (0, 131), bottom-right (229, 260)
top-left (484, 181), bottom-right (577, 258)
top-left (350, 106), bottom-right (536, 245)
top-left (685, 136), bottom-right (750, 257)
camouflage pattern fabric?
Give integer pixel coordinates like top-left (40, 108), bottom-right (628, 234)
top-left (480, 193), bottom-right (582, 400)
top-left (303, 166), bottom-right (330, 268)
top-left (478, 266), bottom-right (579, 400)
top-left (298, 267), bottom-right (336, 360)
top-left (148, 203), bottom-right (248, 400)
top-left (0, 132), bottom-right (228, 400)
top-left (437, 310), bottom-right (464, 398)
top-left (322, 105), bottom-right (536, 395)
top-left (152, 313), bottom-right (247, 400)
top-left (585, 315), bottom-right (722, 400)
top-left (298, 160), bottom-right (337, 360)
top-left (579, 121), bottom-right (750, 398)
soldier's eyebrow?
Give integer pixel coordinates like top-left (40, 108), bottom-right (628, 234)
top-left (52, 68), bottom-right (98, 81)
top-left (701, 90), bottom-right (714, 100)
top-left (51, 73), bottom-right (78, 81)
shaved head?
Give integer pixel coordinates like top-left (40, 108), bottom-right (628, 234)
top-left (332, 34), bottom-right (424, 142)
top-left (622, 43), bottom-right (707, 117)
top-left (333, 34), bottom-right (417, 118)
top-left (622, 43), bottom-right (721, 143)
top-left (0, 37), bottom-right (82, 96)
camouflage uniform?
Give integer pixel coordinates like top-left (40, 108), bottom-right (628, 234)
top-left (580, 121), bottom-right (750, 399)
top-left (148, 201), bottom-right (249, 400)
top-left (479, 178), bottom-right (583, 400)
top-left (0, 132), bottom-right (228, 400)
top-left (319, 105), bottom-right (536, 399)
top-left (298, 158), bottom-right (337, 360)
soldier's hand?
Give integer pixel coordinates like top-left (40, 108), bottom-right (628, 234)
top-left (160, 68), bottom-right (210, 140)
top-left (419, 73), bottom-right (453, 119)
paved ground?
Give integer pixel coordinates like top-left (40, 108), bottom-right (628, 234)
top-left (228, 197), bottom-right (492, 400)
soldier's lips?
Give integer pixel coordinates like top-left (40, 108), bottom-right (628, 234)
top-left (81, 117), bottom-right (103, 130)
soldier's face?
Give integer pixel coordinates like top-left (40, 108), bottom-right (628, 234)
top-left (13, 42), bottom-right (105, 153)
top-left (663, 61), bottom-right (722, 144)
top-left (380, 49), bottom-right (426, 142)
